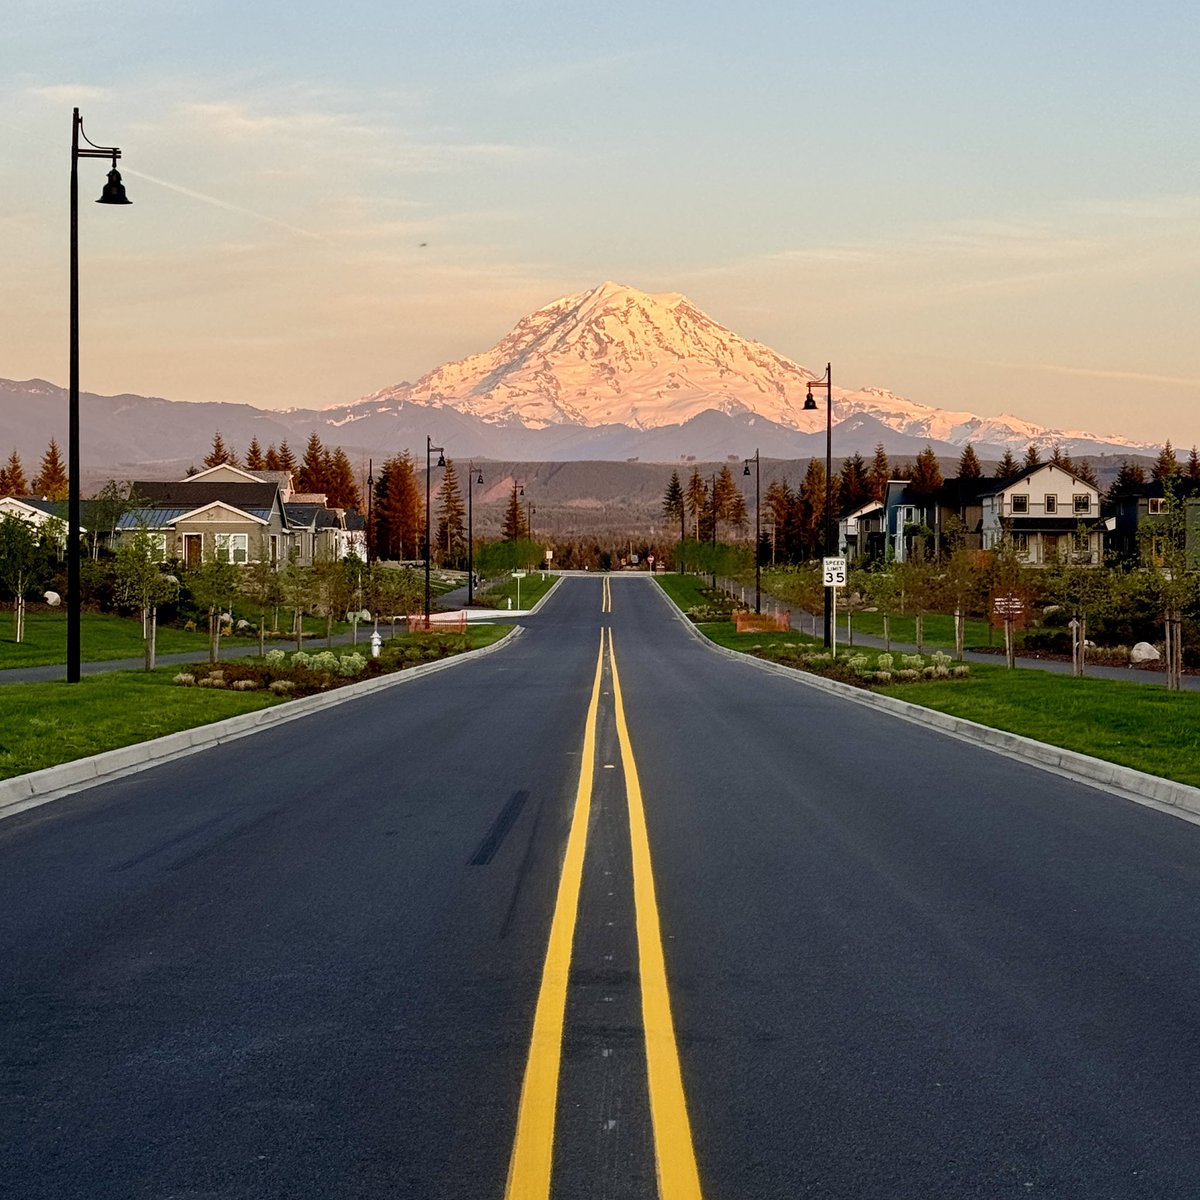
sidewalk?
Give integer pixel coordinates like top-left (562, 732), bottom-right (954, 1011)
top-left (714, 575), bottom-right (1198, 692)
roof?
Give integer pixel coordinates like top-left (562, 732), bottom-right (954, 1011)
top-left (133, 480), bottom-right (282, 509)
top-left (116, 506), bottom-right (275, 530)
top-left (285, 502), bottom-right (340, 529)
top-left (981, 462), bottom-right (1097, 494)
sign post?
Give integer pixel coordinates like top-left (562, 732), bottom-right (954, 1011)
top-left (823, 556), bottom-right (847, 659)
top-left (992, 592), bottom-right (1024, 669)
top-left (513, 569), bottom-right (526, 610)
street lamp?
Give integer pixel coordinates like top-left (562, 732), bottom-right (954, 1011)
top-left (69, 107), bottom-right (131, 683)
top-left (425, 435), bottom-right (445, 621)
top-left (804, 362), bottom-right (833, 648)
top-left (467, 465), bottom-right (482, 605)
top-left (365, 458), bottom-right (374, 564)
top-left (526, 501), bottom-right (535, 544)
top-left (743, 449), bottom-right (761, 613)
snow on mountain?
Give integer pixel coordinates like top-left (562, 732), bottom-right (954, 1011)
top-left (357, 282), bottom-right (1150, 456)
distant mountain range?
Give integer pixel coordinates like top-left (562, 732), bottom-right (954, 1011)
top-left (1, 282), bottom-right (1155, 484)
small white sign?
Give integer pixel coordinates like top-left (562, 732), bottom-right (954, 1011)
top-left (823, 557), bottom-right (847, 587)
top-left (513, 570), bottom-right (527, 578)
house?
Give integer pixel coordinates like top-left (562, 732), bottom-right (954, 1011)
top-left (839, 499), bottom-right (886, 561)
top-left (0, 496), bottom-right (73, 540)
top-left (1105, 478), bottom-right (1200, 567)
top-left (979, 464), bottom-right (1102, 566)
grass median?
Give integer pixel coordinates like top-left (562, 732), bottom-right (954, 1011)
top-left (657, 576), bottom-right (1200, 790)
top-left (1, 625), bottom-right (510, 781)
top-left (475, 571), bottom-right (557, 610)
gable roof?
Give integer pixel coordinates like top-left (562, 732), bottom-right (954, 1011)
top-left (981, 462), bottom-right (1097, 494)
top-left (133, 480), bottom-right (281, 509)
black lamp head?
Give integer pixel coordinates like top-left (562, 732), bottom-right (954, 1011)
top-left (436, 451), bottom-right (446, 468)
top-left (803, 389), bottom-right (818, 412)
top-left (97, 165), bottom-right (131, 205)
top-left (477, 472), bottom-right (484, 485)
top-left (744, 462), bottom-right (751, 476)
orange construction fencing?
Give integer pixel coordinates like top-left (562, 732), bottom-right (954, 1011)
top-left (733, 609), bottom-right (791, 633)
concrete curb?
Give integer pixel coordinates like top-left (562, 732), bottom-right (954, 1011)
top-left (0, 627), bottom-right (522, 822)
top-left (653, 581), bottom-right (1200, 823)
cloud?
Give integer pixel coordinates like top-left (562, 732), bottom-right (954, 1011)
top-left (29, 84), bottom-right (112, 104)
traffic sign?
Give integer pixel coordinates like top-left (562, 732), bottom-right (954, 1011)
top-left (823, 557), bottom-right (847, 587)
top-left (513, 570), bottom-right (527, 578)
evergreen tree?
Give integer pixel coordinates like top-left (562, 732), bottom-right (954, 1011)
top-left (839, 452), bottom-right (871, 514)
top-left (325, 446), bottom-right (361, 510)
top-left (728, 486), bottom-right (748, 534)
top-left (685, 469), bottom-right (708, 540)
top-left (764, 478), bottom-right (794, 562)
top-left (1152, 439), bottom-right (1180, 481)
top-left (1023, 443), bottom-right (1042, 470)
top-left (956, 443), bottom-right (982, 480)
top-left (1106, 460), bottom-right (1146, 504)
top-left (298, 433), bottom-right (326, 494)
top-left (373, 452), bottom-right (422, 559)
top-left (277, 440), bottom-right (297, 474)
top-left (662, 470), bottom-right (685, 541)
top-left (996, 448), bottom-right (1020, 479)
top-left (263, 444), bottom-right (281, 471)
top-left (1189, 446), bottom-right (1200, 481)
top-left (31, 437), bottom-right (68, 499)
top-left (435, 458), bottom-right (466, 563)
top-left (868, 443), bottom-right (890, 503)
top-left (1, 449), bottom-right (28, 496)
top-left (244, 436), bottom-right (265, 470)
top-left (908, 445), bottom-right (944, 499)
top-left (203, 431), bottom-right (237, 468)
top-left (1073, 458), bottom-right (1099, 487)
top-left (711, 465), bottom-right (739, 539)
top-left (798, 458), bottom-right (832, 559)
top-left (501, 482), bottom-right (527, 540)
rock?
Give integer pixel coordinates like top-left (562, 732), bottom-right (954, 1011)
top-left (1130, 641), bottom-right (1160, 664)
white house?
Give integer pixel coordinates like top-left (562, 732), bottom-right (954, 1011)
top-left (979, 464), bottom-right (1102, 566)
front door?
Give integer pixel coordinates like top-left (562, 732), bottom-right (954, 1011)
top-left (183, 533), bottom-right (202, 569)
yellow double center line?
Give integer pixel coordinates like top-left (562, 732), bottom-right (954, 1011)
top-left (504, 628), bottom-right (702, 1200)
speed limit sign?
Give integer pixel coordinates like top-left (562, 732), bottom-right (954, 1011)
top-left (823, 556), bottom-right (847, 587)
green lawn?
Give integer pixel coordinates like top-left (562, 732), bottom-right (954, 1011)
top-left (657, 582), bottom-right (1200, 790)
top-left (654, 573), bottom-right (719, 611)
top-left (0, 624), bottom-right (511, 781)
top-left (475, 571), bottom-right (558, 610)
top-left (0, 610), bottom-right (357, 671)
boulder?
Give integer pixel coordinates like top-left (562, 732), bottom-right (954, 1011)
top-left (1130, 641), bottom-right (1161, 664)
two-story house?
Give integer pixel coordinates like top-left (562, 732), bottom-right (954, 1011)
top-left (979, 463), bottom-right (1102, 566)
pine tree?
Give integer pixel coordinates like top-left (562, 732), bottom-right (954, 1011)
top-left (1073, 458), bottom-right (1099, 488)
top-left (908, 445), bottom-right (944, 499)
top-left (798, 458), bottom-right (830, 559)
top-left (325, 446), bottom-right (361, 510)
top-left (764, 479), bottom-right (794, 562)
top-left (839, 452), bottom-right (871, 514)
top-left (277, 440), bottom-right (297, 474)
top-left (298, 433), bottom-right (326, 494)
top-left (662, 470), bottom-right (685, 541)
top-left (373, 452), bottom-right (422, 559)
top-left (435, 458), bottom-right (466, 562)
top-left (1023, 443), bottom-right (1042, 470)
top-left (685, 469), bottom-right (708, 539)
top-left (711, 465), bottom-right (739, 539)
top-left (263, 444), bottom-right (281, 471)
top-left (244, 436), bottom-right (265, 470)
top-left (868, 443), bottom-right (890, 503)
top-left (32, 437), bottom-right (69, 499)
top-left (203, 431), bottom-right (237, 468)
top-left (502, 482), bottom-right (527, 541)
top-left (1106, 460), bottom-right (1146, 504)
top-left (2, 449), bottom-right (28, 496)
top-left (996, 448), bottom-right (1020, 479)
top-left (1189, 446), bottom-right (1200, 481)
top-left (956, 444), bottom-right (982, 480)
top-left (1152, 439), bottom-right (1179, 481)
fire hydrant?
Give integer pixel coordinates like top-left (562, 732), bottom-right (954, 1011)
top-left (370, 629), bottom-right (382, 659)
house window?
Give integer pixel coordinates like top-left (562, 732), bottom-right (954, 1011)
top-left (1044, 494), bottom-right (1057, 514)
top-left (215, 533), bottom-right (248, 564)
top-left (1072, 531), bottom-right (1092, 556)
top-left (1148, 497), bottom-right (1167, 516)
top-left (902, 506), bottom-right (915, 523)
top-left (1011, 532), bottom-right (1029, 556)
top-left (269, 534), bottom-right (280, 564)
top-left (1010, 494), bottom-right (1029, 514)
top-left (149, 533), bottom-right (167, 562)
top-left (1073, 494), bottom-right (1091, 514)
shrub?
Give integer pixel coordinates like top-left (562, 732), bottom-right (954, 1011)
top-left (290, 651), bottom-right (311, 669)
top-left (265, 649), bottom-right (286, 665)
top-left (897, 669), bottom-right (920, 682)
top-left (309, 651), bottom-right (340, 674)
top-left (198, 676), bottom-right (227, 688)
top-left (931, 651), bottom-right (952, 669)
top-left (269, 680), bottom-right (296, 695)
top-left (338, 652), bottom-right (367, 676)
top-left (173, 673), bottom-right (195, 686)
top-left (900, 654), bottom-right (924, 670)
top-left (873, 670), bottom-right (893, 684)
top-left (876, 653), bottom-right (894, 672)
top-left (952, 665), bottom-right (970, 678)
top-left (232, 679), bottom-right (260, 691)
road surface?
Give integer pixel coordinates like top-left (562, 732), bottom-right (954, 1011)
top-left (5, 576), bottom-right (1200, 1198)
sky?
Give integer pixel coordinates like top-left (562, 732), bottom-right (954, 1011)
top-left (2, 0), bottom-right (1198, 447)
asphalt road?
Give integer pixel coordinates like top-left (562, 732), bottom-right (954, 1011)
top-left (5, 576), bottom-right (1200, 1198)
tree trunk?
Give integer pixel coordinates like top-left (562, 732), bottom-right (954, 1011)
top-left (145, 606), bottom-right (157, 672)
top-left (1080, 615), bottom-right (1087, 678)
top-left (326, 610), bottom-right (334, 649)
top-left (954, 607), bottom-right (964, 661)
top-left (1005, 617), bottom-right (1016, 669)
top-left (915, 612), bottom-right (924, 654)
top-left (883, 613), bottom-right (891, 651)
top-left (208, 607), bottom-right (218, 663)
top-left (295, 608), bottom-right (303, 651)
top-left (260, 610), bottom-right (266, 658)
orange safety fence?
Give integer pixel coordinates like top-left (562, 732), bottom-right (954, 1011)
top-left (405, 612), bottom-right (468, 633)
top-left (733, 609), bottom-right (791, 633)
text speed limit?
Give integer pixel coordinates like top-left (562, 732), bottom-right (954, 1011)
top-left (823, 556), bottom-right (847, 587)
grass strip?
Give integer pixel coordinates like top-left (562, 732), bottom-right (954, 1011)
top-left (1, 624), bottom-right (511, 781)
top-left (656, 577), bottom-right (1200, 790)
top-left (475, 571), bottom-right (557, 609)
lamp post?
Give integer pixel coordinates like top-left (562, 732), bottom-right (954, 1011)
top-left (803, 363), bottom-right (833, 647)
top-left (365, 459), bottom-right (373, 564)
top-left (467, 465), bottom-right (482, 605)
top-left (743, 449), bottom-right (761, 613)
top-left (425, 435), bottom-right (445, 621)
top-left (69, 108), bottom-right (131, 683)
top-left (526, 501), bottom-right (535, 544)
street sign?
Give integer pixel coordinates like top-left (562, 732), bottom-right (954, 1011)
top-left (992, 594), bottom-right (1024, 616)
top-left (823, 557), bottom-right (847, 587)
top-left (513, 570), bottom-right (527, 578)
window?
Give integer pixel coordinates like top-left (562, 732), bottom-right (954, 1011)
top-left (269, 534), bottom-right (280, 564)
top-left (1148, 497), bottom-right (1167, 515)
top-left (1044, 494), bottom-right (1057, 514)
top-left (1010, 494), bottom-right (1029, 514)
top-left (215, 532), bottom-right (248, 563)
top-left (149, 533), bottom-right (167, 562)
top-left (1011, 532), bottom-right (1030, 556)
top-left (1072, 531), bottom-right (1092, 556)
top-left (1073, 494), bottom-right (1091, 514)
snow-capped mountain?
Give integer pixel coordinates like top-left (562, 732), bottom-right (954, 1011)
top-left (350, 282), bottom-right (1149, 457)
